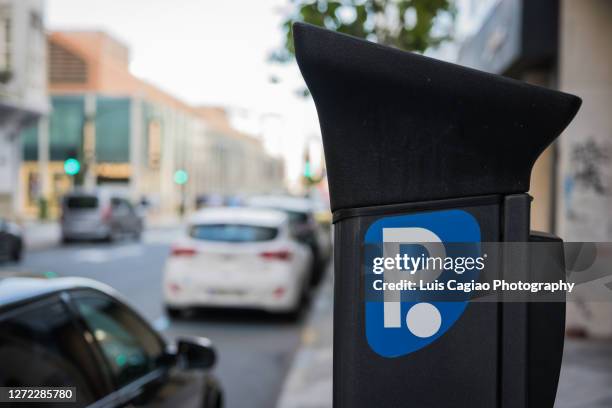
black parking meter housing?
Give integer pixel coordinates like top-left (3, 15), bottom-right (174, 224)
top-left (294, 23), bottom-right (581, 408)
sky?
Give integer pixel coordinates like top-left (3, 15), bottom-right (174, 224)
top-left (47, 0), bottom-right (321, 189)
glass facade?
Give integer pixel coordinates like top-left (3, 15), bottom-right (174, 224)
top-left (21, 122), bottom-right (38, 161)
top-left (21, 95), bottom-right (131, 163)
top-left (49, 95), bottom-right (85, 161)
top-left (95, 96), bottom-right (130, 163)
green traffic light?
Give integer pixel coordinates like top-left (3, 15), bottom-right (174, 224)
top-left (174, 169), bottom-right (188, 185)
top-left (64, 158), bottom-right (80, 176)
top-left (304, 162), bottom-right (312, 179)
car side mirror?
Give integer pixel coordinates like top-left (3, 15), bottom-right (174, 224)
top-left (177, 337), bottom-right (217, 370)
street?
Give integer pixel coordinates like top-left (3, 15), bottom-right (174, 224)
top-left (3, 228), bottom-right (612, 408)
top-left (0, 226), bottom-right (309, 408)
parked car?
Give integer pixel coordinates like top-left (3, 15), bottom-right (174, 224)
top-left (0, 218), bottom-right (23, 262)
top-left (245, 195), bottom-right (331, 284)
top-left (0, 276), bottom-right (223, 408)
top-left (61, 190), bottom-right (144, 242)
top-left (164, 207), bottom-right (313, 317)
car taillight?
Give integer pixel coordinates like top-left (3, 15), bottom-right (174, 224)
top-left (101, 205), bottom-right (112, 222)
top-left (273, 286), bottom-right (286, 298)
top-left (171, 246), bottom-right (197, 257)
top-left (260, 249), bottom-right (292, 261)
top-left (168, 283), bottom-right (181, 292)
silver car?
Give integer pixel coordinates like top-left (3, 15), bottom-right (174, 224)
top-left (61, 191), bottom-right (143, 242)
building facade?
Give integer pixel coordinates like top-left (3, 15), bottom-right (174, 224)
top-left (21, 31), bottom-right (284, 218)
top-left (458, 0), bottom-right (612, 335)
top-left (457, 0), bottom-right (560, 233)
top-left (556, 1), bottom-right (612, 243)
top-left (0, 0), bottom-right (47, 218)
top-left (195, 107), bottom-right (285, 197)
top-left (457, 0), bottom-right (612, 240)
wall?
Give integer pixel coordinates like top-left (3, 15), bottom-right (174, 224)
top-left (559, 0), bottom-right (612, 337)
top-left (557, 0), bottom-right (612, 242)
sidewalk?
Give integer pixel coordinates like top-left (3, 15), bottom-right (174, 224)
top-left (276, 269), bottom-right (333, 408)
top-left (555, 338), bottom-right (612, 407)
top-left (276, 270), bottom-right (612, 408)
top-left (23, 221), bottom-right (60, 251)
top-left (21, 217), bottom-right (185, 251)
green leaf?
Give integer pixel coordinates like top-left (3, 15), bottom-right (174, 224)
top-left (274, 0), bottom-right (454, 96)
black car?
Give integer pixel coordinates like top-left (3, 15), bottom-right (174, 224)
top-left (0, 219), bottom-right (23, 262)
top-left (0, 277), bottom-right (223, 407)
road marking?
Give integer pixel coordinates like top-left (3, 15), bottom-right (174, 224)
top-left (144, 228), bottom-right (184, 244)
top-left (72, 244), bottom-right (145, 264)
top-left (72, 249), bottom-right (108, 263)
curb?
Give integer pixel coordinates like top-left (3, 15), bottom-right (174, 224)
top-left (276, 267), bottom-right (333, 408)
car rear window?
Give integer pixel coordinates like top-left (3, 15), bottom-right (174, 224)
top-left (286, 211), bottom-right (309, 224)
top-left (66, 196), bottom-right (99, 209)
top-left (189, 224), bottom-right (278, 242)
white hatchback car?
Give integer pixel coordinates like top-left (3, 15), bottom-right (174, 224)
top-left (163, 207), bottom-right (313, 317)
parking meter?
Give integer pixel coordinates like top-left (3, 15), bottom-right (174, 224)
top-left (293, 23), bottom-right (581, 408)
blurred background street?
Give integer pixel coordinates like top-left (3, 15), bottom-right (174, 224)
top-left (0, 224), bottom-right (315, 408)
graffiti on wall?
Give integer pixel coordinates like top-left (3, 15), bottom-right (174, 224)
top-left (571, 138), bottom-right (610, 195)
top-left (563, 137), bottom-right (611, 239)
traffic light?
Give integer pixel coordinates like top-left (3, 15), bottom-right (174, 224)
top-left (303, 161), bottom-right (312, 180)
top-left (294, 22), bottom-right (581, 408)
top-left (63, 158), bottom-right (81, 176)
top-left (173, 169), bottom-right (188, 185)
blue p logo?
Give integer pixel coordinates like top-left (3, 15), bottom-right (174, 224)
top-left (364, 210), bottom-right (481, 358)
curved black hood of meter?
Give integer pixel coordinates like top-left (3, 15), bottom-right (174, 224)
top-left (293, 23), bottom-right (581, 213)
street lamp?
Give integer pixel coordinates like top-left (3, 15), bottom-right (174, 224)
top-left (174, 169), bottom-right (188, 216)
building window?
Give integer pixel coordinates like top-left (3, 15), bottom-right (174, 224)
top-left (29, 10), bottom-right (42, 31)
top-left (0, 4), bottom-right (12, 83)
